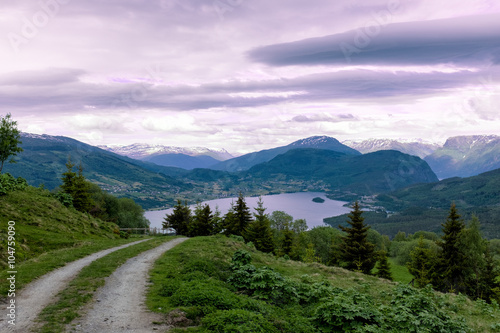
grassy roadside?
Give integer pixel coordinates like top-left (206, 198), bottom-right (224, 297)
top-left (35, 236), bottom-right (176, 333)
top-left (0, 236), bottom-right (148, 297)
top-left (146, 236), bottom-right (500, 332)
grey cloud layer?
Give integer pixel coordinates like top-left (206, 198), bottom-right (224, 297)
top-left (1, 66), bottom-right (494, 114)
top-left (248, 14), bottom-right (500, 66)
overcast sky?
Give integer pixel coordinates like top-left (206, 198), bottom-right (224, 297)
top-left (1, 0), bottom-right (500, 153)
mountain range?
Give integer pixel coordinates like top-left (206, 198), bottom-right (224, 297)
top-left (102, 135), bottom-right (500, 179)
top-left (423, 135), bottom-right (500, 179)
top-left (99, 143), bottom-right (233, 170)
top-left (343, 139), bottom-right (440, 159)
top-left (5, 133), bottom-right (191, 208)
top-left (211, 136), bottom-right (361, 172)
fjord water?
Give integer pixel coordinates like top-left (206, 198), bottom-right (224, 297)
top-left (144, 192), bottom-right (351, 229)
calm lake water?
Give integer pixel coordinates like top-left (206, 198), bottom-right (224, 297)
top-left (144, 192), bottom-right (351, 229)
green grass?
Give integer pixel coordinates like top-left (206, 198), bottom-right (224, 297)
top-left (372, 258), bottom-right (413, 284)
top-left (0, 187), bottom-right (121, 269)
top-left (147, 236), bottom-right (500, 332)
top-left (35, 236), bottom-right (176, 333)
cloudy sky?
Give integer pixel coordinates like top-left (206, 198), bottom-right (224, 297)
top-left (1, 0), bottom-right (500, 154)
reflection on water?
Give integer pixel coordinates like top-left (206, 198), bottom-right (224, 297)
top-left (144, 192), bottom-right (351, 229)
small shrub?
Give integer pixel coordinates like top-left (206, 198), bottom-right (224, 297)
top-left (202, 309), bottom-right (278, 333)
top-left (52, 192), bottom-right (73, 207)
top-left (0, 173), bottom-right (27, 195)
top-left (313, 290), bottom-right (381, 332)
top-left (228, 250), bottom-right (299, 305)
top-left (169, 281), bottom-right (241, 311)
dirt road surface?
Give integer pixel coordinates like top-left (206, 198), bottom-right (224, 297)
top-left (72, 237), bottom-right (187, 333)
top-left (0, 238), bottom-right (151, 333)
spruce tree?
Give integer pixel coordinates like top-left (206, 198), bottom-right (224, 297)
top-left (375, 249), bottom-right (393, 281)
top-left (163, 200), bottom-right (192, 235)
top-left (61, 159), bottom-right (93, 213)
top-left (338, 201), bottom-right (376, 274)
top-left (72, 164), bottom-right (94, 212)
top-left (407, 236), bottom-right (434, 287)
top-left (224, 193), bottom-right (253, 237)
top-left (189, 203), bottom-right (214, 236)
top-left (244, 197), bottom-right (274, 253)
top-left (433, 203), bottom-right (466, 293)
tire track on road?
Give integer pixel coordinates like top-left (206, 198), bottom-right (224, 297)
top-left (72, 237), bottom-right (188, 333)
top-left (0, 238), bottom-right (151, 333)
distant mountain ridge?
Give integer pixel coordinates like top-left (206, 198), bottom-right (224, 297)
top-left (212, 136), bottom-right (361, 172)
top-left (246, 148), bottom-right (438, 195)
top-left (424, 135), bottom-right (500, 179)
top-left (343, 138), bottom-right (440, 158)
top-left (5, 133), bottom-right (191, 208)
top-left (99, 143), bottom-right (233, 161)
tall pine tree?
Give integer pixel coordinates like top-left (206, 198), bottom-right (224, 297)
top-left (407, 236), bottom-right (435, 287)
top-left (163, 200), bottom-right (192, 235)
top-left (189, 203), bottom-right (214, 236)
top-left (432, 203), bottom-right (466, 293)
top-left (224, 193), bottom-right (253, 237)
top-left (338, 201), bottom-right (376, 274)
top-left (244, 197), bottom-right (274, 253)
top-left (61, 158), bottom-right (93, 213)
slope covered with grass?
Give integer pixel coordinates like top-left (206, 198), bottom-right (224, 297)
top-left (148, 236), bottom-right (500, 332)
top-left (0, 186), bottom-right (119, 269)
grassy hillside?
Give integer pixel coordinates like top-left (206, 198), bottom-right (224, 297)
top-left (0, 186), bottom-right (119, 268)
top-left (147, 236), bottom-right (499, 332)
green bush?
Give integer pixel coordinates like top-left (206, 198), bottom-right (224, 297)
top-left (312, 285), bottom-right (470, 333)
top-left (202, 309), bottom-right (278, 333)
top-left (313, 289), bottom-right (381, 332)
top-left (0, 173), bottom-right (27, 195)
top-left (228, 250), bottom-right (299, 305)
top-left (52, 192), bottom-right (73, 207)
top-left (169, 281), bottom-right (241, 311)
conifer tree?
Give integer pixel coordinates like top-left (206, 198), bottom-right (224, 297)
top-left (407, 236), bottom-right (435, 287)
top-left (224, 193), bottom-right (253, 237)
top-left (189, 203), bottom-right (214, 236)
top-left (72, 164), bottom-right (93, 212)
top-left (338, 201), bottom-right (376, 274)
top-left (244, 197), bottom-right (274, 253)
top-left (163, 200), bottom-right (192, 235)
top-left (432, 203), bottom-right (466, 293)
top-left (61, 158), bottom-right (93, 212)
top-left (375, 249), bottom-right (393, 281)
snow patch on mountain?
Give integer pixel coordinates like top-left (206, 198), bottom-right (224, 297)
top-left (343, 138), bottom-right (441, 158)
top-left (99, 144), bottom-right (234, 161)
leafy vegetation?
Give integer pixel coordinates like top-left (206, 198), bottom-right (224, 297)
top-left (147, 236), bottom-right (499, 332)
top-left (0, 113), bottom-right (23, 173)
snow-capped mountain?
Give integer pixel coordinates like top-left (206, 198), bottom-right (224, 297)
top-left (211, 136), bottom-right (360, 172)
top-left (424, 135), bottom-right (500, 179)
top-left (343, 139), bottom-right (441, 158)
top-left (99, 144), bottom-right (234, 161)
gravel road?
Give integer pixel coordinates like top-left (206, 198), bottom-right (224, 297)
top-left (0, 238), bottom-right (151, 333)
top-left (72, 237), bottom-right (188, 333)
